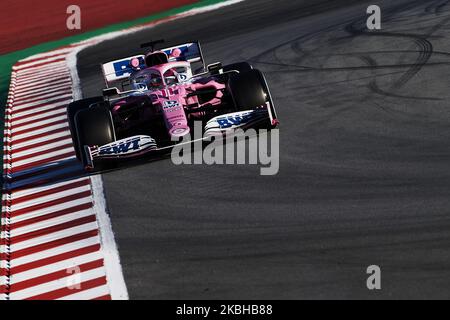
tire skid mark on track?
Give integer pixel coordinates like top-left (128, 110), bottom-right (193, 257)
top-left (248, 0), bottom-right (450, 133)
top-left (248, 0), bottom-right (450, 101)
top-left (344, 1), bottom-right (450, 93)
top-left (335, 2), bottom-right (450, 124)
top-left (424, 0), bottom-right (450, 15)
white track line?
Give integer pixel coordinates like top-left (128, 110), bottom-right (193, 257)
top-left (12, 108), bottom-right (67, 125)
top-left (11, 235), bottom-right (100, 267)
top-left (14, 90), bottom-right (72, 105)
top-left (12, 138), bottom-right (73, 159)
top-left (10, 222), bottom-right (99, 252)
top-left (10, 177), bottom-right (87, 200)
top-left (13, 56), bottom-right (67, 71)
top-left (12, 117), bottom-right (68, 134)
top-left (19, 48), bottom-right (76, 62)
top-left (88, 175), bottom-right (128, 300)
top-left (11, 114), bottom-right (67, 133)
top-left (10, 251), bottom-right (103, 284)
top-left (58, 284), bottom-right (110, 300)
top-left (15, 71), bottom-right (70, 86)
top-left (10, 268), bottom-right (106, 300)
top-left (13, 80), bottom-right (70, 93)
top-left (11, 198), bottom-right (92, 225)
top-left (12, 148), bottom-right (73, 168)
top-left (11, 132), bottom-right (70, 150)
top-left (15, 61), bottom-right (67, 76)
top-left (12, 210), bottom-right (95, 238)
top-left (12, 101), bottom-right (70, 118)
top-left (14, 76), bottom-right (71, 91)
top-left (10, 185), bottom-right (91, 214)
top-left (11, 123), bottom-right (69, 141)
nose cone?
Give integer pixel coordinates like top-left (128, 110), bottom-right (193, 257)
top-left (169, 126), bottom-right (190, 140)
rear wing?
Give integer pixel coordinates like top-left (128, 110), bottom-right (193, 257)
top-left (101, 55), bottom-right (145, 86)
top-left (162, 42), bottom-right (204, 66)
top-left (101, 42), bottom-right (205, 87)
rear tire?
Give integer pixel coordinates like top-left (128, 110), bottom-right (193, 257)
top-left (222, 62), bottom-right (253, 74)
top-left (67, 96), bottom-right (103, 159)
top-left (74, 105), bottom-right (116, 168)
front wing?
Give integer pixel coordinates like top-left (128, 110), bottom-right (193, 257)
top-left (83, 108), bottom-right (277, 169)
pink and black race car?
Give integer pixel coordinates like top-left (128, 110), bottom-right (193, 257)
top-left (67, 40), bottom-right (279, 170)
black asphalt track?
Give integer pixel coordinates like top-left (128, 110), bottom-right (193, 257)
top-left (78, 0), bottom-right (450, 299)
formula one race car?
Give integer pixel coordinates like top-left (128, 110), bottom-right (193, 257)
top-left (67, 40), bottom-right (279, 170)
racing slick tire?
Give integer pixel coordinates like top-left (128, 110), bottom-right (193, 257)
top-left (256, 69), bottom-right (279, 128)
top-left (223, 62), bottom-right (253, 73)
top-left (67, 96), bottom-right (103, 160)
top-left (228, 69), bottom-right (279, 129)
top-left (228, 69), bottom-right (267, 110)
top-left (74, 105), bottom-right (116, 168)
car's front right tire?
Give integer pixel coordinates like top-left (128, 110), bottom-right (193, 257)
top-left (228, 69), bottom-right (267, 110)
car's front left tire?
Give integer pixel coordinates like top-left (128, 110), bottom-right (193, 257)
top-left (67, 96), bottom-right (104, 160)
top-left (74, 104), bottom-right (116, 168)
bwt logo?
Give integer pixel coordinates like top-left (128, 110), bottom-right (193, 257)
top-left (99, 138), bottom-right (141, 155)
top-left (163, 100), bottom-right (180, 109)
top-left (217, 113), bottom-right (253, 128)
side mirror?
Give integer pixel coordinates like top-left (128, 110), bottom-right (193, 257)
top-left (207, 62), bottom-right (222, 74)
top-left (103, 87), bottom-right (119, 98)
